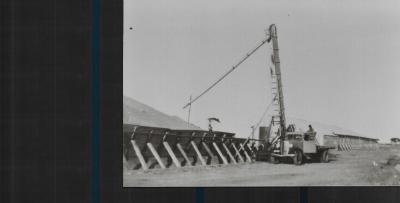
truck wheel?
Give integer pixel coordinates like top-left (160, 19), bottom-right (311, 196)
top-left (320, 150), bottom-right (329, 163)
top-left (293, 150), bottom-right (303, 165)
top-left (270, 156), bottom-right (280, 164)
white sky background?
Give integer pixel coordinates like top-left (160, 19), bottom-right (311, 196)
top-left (124, 0), bottom-right (400, 142)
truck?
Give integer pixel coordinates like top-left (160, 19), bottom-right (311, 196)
top-left (269, 130), bottom-right (335, 165)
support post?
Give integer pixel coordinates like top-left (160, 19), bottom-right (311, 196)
top-left (202, 142), bottom-right (215, 164)
top-left (163, 142), bottom-right (181, 168)
top-left (147, 143), bottom-right (166, 169)
top-left (222, 143), bottom-right (236, 164)
top-left (191, 141), bottom-right (206, 166)
top-left (346, 138), bottom-right (351, 151)
top-left (212, 142), bottom-right (228, 165)
top-left (240, 143), bottom-right (252, 163)
top-left (130, 140), bottom-right (148, 170)
top-left (232, 143), bottom-right (244, 163)
top-left (202, 142), bottom-right (215, 156)
top-left (254, 143), bottom-right (259, 151)
top-left (177, 143), bottom-right (192, 166)
top-left (247, 142), bottom-right (255, 156)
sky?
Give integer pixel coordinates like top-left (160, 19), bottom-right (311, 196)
top-left (123, 0), bottom-right (400, 142)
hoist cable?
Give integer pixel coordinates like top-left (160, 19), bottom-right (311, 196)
top-left (183, 37), bottom-right (270, 109)
top-left (250, 95), bottom-right (277, 136)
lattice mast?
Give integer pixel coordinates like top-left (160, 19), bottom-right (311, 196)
top-left (268, 24), bottom-right (286, 153)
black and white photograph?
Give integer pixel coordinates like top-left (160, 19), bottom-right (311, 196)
top-left (122, 0), bottom-right (400, 187)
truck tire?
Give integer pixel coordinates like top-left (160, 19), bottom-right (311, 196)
top-left (320, 150), bottom-right (329, 163)
top-left (293, 150), bottom-right (303, 165)
top-left (270, 156), bottom-right (280, 164)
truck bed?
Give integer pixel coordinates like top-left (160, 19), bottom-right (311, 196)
top-left (316, 145), bottom-right (336, 150)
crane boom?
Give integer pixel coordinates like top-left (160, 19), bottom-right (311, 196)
top-left (182, 38), bottom-right (270, 109)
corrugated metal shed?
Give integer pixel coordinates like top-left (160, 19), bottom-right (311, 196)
top-left (286, 117), bottom-right (378, 146)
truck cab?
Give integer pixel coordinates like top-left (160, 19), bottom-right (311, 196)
top-left (285, 131), bottom-right (318, 154)
top-left (271, 130), bottom-right (333, 165)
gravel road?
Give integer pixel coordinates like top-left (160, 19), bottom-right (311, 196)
top-left (124, 145), bottom-right (400, 187)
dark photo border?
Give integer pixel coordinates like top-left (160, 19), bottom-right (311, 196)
top-left (2, 0), bottom-right (400, 202)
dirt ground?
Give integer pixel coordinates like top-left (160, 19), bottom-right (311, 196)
top-left (123, 145), bottom-right (400, 187)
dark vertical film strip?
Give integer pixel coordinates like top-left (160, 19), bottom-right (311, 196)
top-left (92, 0), bottom-right (101, 202)
top-left (196, 187), bottom-right (204, 203)
top-left (300, 187), bottom-right (309, 203)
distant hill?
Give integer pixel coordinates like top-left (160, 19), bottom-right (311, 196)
top-left (123, 96), bottom-right (374, 140)
top-left (123, 96), bottom-right (202, 130)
